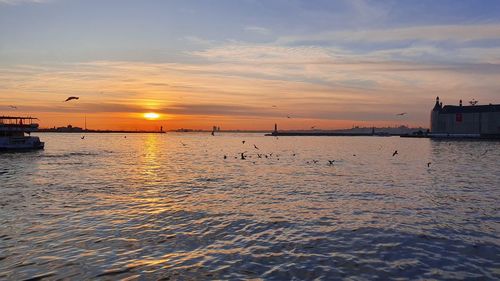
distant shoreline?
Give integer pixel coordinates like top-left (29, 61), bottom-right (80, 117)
top-left (38, 129), bottom-right (166, 134)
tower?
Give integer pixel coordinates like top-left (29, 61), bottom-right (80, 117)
top-left (430, 96), bottom-right (442, 133)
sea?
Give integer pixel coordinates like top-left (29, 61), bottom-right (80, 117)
top-left (0, 133), bottom-right (499, 280)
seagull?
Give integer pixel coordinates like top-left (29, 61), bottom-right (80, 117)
top-left (253, 144), bottom-right (259, 150)
top-left (64, 96), bottom-right (79, 102)
top-left (242, 140), bottom-right (246, 144)
top-left (328, 160), bottom-right (335, 165)
top-left (392, 150), bottom-right (398, 157)
top-left (257, 154), bottom-right (262, 158)
top-left (240, 152), bottom-right (247, 160)
top-left (396, 112), bottom-right (407, 116)
top-left (180, 141), bottom-right (187, 147)
top-left (81, 136), bottom-right (85, 140)
top-left (312, 160), bottom-right (319, 164)
top-left (8, 105), bottom-right (17, 109)
top-left (427, 162), bottom-right (431, 167)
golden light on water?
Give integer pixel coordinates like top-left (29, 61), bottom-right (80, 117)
top-left (144, 112), bottom-right (160, 120)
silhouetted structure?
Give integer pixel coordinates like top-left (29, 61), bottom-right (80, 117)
top-left (430, 97), bottom-right (500, 137)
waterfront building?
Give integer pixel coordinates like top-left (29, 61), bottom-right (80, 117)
top-left (430, 97), bottom-right (500, 137)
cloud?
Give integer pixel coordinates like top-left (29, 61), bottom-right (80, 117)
top-left (244, 26), bottom-right (271, 35)
top-left (0, 0), bottom-right (51, 4)
top-left (183, 36), bottom-right (214, 47)
top-left (2, 52), bottom-right (500, 129)
top-left (277, 24), bottom-right (500, 45)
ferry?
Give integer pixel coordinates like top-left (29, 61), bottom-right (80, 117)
top-left (0, 116), bottom-right (45, 150)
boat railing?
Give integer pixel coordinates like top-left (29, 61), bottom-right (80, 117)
top-left (0, 116), bottom-right (39, 126)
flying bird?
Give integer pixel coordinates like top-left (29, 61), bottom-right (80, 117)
top-left (396, 112), bottom-right (407, 116)
top-left (328, 160), bottom-right (335, 165)
top-left (392, 150), bottom-right (398, 157)
top-left (427, 162), bottom-right (431, 167)
top-left (242, 140), bottom-right (246, 144)
top-left (223, 155), bottom-right (227, 159)
top-left (64, 96), bottom-right (79, 102)
top-left (8, 105), bottom-right (17, 109)
top-left (253, 144), bottom-right (259, 150)
top-left (240, 152), bottom-right (247, 160)
top-left (180, 141), bottom-right (187, 147)
top-left (81, 136), bottom-right (85, 140)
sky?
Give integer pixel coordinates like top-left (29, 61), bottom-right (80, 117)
top-left (1, 0), bottom-right (500, 130)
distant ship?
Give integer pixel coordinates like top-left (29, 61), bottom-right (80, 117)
top-left (0, 116), bottom-right (45, 150)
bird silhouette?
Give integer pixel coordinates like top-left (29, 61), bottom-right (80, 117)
top-left (64, 96), bottom-right (79, 102)
top-left (81, 136), bottom-right (85, 140)
top-left (253, 144), bottom-right (259, 150)
top-left (223, 155), bottom-right (227, 159)
top-left (242, 140), bottom-right (246, 144)
top-left (311, 126), bottom-right (316, 129)
top-left (257, 154), bottom-right (262, 158)
top-left (240, 152), bottom-right (247, 160)
top-left (427, 162), bottom-right (431, 167)
top-left (396, 112), bottom-right (407, 116)
top-left (392, 150), bottom-right (398, 156)
top-left (328, 160), bottom-right (335, 165)
top-left (180, 142), bottom-right (187, 147)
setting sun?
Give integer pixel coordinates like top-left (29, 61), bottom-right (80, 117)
top-left (144, 112), bottom-right (160, 120)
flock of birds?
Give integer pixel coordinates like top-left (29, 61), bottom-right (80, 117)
top-left (179, 135), bottom-right (433, 168)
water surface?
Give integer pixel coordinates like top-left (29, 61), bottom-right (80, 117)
top-left (1, 133), bottom-right (499, 280)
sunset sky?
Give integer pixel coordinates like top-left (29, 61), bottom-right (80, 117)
top-left (1, 0), bottom-right (500, 130)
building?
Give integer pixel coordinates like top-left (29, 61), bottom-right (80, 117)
top-left (430, 97), bottom-right (500, 137)
top-left (55, 125), bottom-right (84, 132)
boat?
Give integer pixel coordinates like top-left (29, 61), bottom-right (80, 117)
top-left (0, 116), bottom-right (45, 150)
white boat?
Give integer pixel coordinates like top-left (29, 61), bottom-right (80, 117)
top-left (0, 116), bottom-right (45, 150)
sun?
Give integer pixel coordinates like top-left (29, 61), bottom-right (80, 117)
top-left (144, 112), bottom-right (160, 120)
